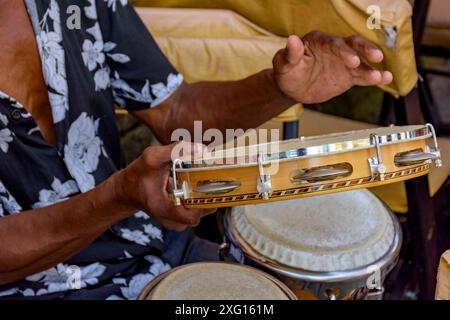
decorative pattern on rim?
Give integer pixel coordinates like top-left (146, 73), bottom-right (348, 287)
top-left (183, 164), bottom-right (430, 206)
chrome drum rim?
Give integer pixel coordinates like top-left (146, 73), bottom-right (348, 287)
top-left (177, 125), bottom-right (430, 171)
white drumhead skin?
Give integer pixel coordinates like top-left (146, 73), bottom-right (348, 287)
top-left (232, 190), bottom-right (395, 272)
top-left (148, 263), bottom-right (290, 300)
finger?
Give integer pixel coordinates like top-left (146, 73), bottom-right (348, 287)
top-left (170, 141), bottom-right (207, 162)
top-left (273, 35), bottom-right (305, 74)
top-left (158, 217), bottom-right (189, 232)
top-left (328, 37), bottom-right (361, 69)
top-left (166, 178), bottom-right (174, 193)
top-left (142, 144), bottom-right (176, 167)
top-left (380, 70), bottom-right (394, 85)
top-left (162, 206), bottom-right (212, 226)
top-left (351, 62), bottom-right (393, 86)
top-left (346, 35), bottom-right (384, 63)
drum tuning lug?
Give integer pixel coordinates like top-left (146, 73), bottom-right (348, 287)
top-left (325, 288), bottom-right (340, 301)
top-left (218, 243), bottom-right (230, 261)
top-left (426, 124), bottom-right (443, 168)
top-left (257, 152), bottom-right (272, 200)
top-left (172, 159), bottom-right (190, 206)
top-left (368, 134), bottom-right (386, 181)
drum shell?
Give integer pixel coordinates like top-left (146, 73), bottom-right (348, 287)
top-left (223, 203), bottom-right (402, 300)
top-left (179, 138), bottom-right (430, 209)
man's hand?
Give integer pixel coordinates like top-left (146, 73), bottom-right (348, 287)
top-left (273, 32), bottom-right (393, 104)
top-left (113, 142), bottom-right (215, 232)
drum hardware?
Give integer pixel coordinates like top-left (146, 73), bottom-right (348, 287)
top-left (325, 288), bottom-right (339, 300)
top-left (426, 123), bottom-right (442, 168)
top-left (290, 163), bottom-right (353, 184)
top-left (257, 152), bottom-right (272, 200)
top-left (172, 159), bottom-right (190, 205)
top-left (193, 180), bottom-right (241, 195)
top-left (367, 287), bottom-right (385, 300)
top-left (368, 134), bottom-right (387, 181)
top-left (218, 242), bottom-right (230, 261)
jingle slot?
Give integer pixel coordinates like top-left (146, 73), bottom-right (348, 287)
top-left (290, 163), bottom-right (353, 184)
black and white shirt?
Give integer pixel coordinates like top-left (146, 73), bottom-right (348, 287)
top-left (0, 0), bottom-right (186, 299)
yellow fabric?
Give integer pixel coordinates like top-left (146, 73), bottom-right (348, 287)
top-left (298, 109), bottom-right (450, 214)
top-left (136, 7), bottom-right (301, 122)
top-left (436, 250), bottom-right (450, 300)
top-left (133, 0), bottom-right (418, 98)
top-left (429, 137), bottom-right (450, 197)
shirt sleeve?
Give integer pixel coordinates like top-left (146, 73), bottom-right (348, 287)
top-left (96, 1), bottom-right (184, 111)
top-left (0, 180), bottom-right (22, 217)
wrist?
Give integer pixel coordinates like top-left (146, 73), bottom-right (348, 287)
top-left (97, 170), bottom-right (138, 217)
top-left (263, 69), bottom-right (296, 106)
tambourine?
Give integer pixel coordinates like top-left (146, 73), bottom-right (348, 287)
top-left (172, 124), bottom-right (442, 209)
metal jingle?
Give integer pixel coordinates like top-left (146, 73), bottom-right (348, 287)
top-left (193, 180), bottom-right (241, 195)
top-left (394, 150), bottom-right (439, 166)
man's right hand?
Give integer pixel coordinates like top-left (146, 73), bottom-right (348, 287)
top-left (112, 142), bottom-right (216, 232)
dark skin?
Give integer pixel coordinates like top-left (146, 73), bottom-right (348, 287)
top-left (0, 1), bottom-right (56, 144)
top-left (0, 1), bottom-right (393, 285)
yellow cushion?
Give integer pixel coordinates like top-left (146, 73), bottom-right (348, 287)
top-left (133, 0), bottom-right (418, 98)
top-left (436, 250), bottom-right (450, 300)
top-left (299, 109), bottom-right (450, 213)
top-left (136, 7), bottom-right (301, 123)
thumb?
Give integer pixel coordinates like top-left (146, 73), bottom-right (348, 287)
top-left (170, 141), bottom-right (207, 162)
top-left (273, 35), bottom-right (305, 73)
top-left (286, 35), bottom-right (305, 65)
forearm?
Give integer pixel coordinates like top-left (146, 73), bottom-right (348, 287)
top-left (0, 173), bottom-right (134, 285)
top-left (145, 69), bottom-right (295, 144)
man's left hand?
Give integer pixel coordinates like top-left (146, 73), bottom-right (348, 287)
top-left (273, 31), bottom-right (393, 104)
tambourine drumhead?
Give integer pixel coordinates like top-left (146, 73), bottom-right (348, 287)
top-left (142, 263), bottom-right (295, 300)
top-left (230, 190), bottom-right (395, 272)
top-left (180, 125), bottom-right (430, 167)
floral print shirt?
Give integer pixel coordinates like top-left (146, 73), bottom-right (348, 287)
top-left (0, 0), bottom-right (185, 299)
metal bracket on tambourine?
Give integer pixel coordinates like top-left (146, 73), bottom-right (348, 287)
top-left (393, 124), bottom-right (443, 168)
top-left (368, 134), bottom-right (386, 181)
top-left (257, 152), bottom-right (272, 200)
top-left (172, 159), bottom-right (190, 206)
top-left (426, 123), bottom-right (442, 168)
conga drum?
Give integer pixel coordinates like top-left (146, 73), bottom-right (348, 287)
top-left (138, 262), bottom-right (297, 300)
top-left (223, 189), bottom-right (402, 300)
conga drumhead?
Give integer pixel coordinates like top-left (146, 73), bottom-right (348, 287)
top-left (231, 189), bottom-right (395, 272)
top-left (143, 262), bottom-right (295, 300)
